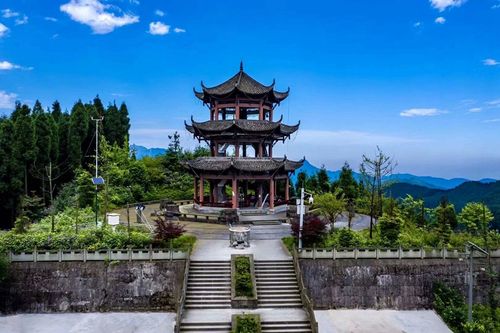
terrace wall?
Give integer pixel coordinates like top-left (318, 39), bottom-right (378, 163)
top-left (299, 257), bottom-right (500, 309)
top-left (0, 260), bottom-right (185, 314)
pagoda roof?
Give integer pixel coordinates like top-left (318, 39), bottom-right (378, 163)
top-left (185, 157), bottom-right (304, 173)
top-left (185, 117), bottom-right (299, 139)
top-left (194, 63), bottom-right (289, 104)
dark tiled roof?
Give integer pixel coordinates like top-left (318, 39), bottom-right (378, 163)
top-left (185, 157), bottom-right (304, 173)
top-left (185, 118), bottom-right (299, 139)
top-left (194, 65), bottom-right (289, 103)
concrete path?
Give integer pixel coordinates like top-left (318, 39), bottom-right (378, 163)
top-left (0, 313), bottom-right (176, 333)
top-left (191, 239), bottom-right (291, 260)
top-left (315, 309), bottom-right (451, 333)
top-left (183, 222), bottom-right (292, 240)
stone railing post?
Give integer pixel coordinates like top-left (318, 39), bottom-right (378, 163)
top-left (33, 246), bottom-right (37, 262)
top-left (420, 247), bottom-right (424, 259)
top-left (149, 244), bottom-right (153, 262)
top-left (354, 248), bottom-right (358, 260)
top-left (83, 249), bottom-right (87, 263)
top-left (313, 245), bottom-right (316, 260)
top-left (58, 249), bottom-right (62, 262)
top-left (398, 246), bottom-right (402, 260)
top-left (332, 247), bottom-right (336, 260)
top-left (128, 246), bottom-right (132, 262)
top-left (376, 247), bottom-right (379, 260)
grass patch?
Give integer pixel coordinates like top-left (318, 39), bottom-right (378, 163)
top-left (282, 236), bottom-right (295, 253)
top-left (171, 234), bottom-right (196, 251)
top-left (234, 256), bottom-right (254, 298)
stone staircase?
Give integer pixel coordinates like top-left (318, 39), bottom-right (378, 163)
top-left (185, 260), bottom-right (231, 309)
top-left (179, 259), bottom-right (312, 333)
top-left (255, 260), bottom-right (303, 308)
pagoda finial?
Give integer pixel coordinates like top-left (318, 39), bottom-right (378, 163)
top-left (240, 61), bottom-right (244, 72)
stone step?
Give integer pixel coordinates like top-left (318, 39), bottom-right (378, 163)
top-left (258, 289), bottom-right (299, 293)
top-left (184, 304), bottom-right (231, 309)
top-left (188, 274), bottom-right (231, 278)
top-left (257, 294), bottom-right (302, 299)
top-left (256, 277), bottom-right (297, 282)
top-left (180, 322), bottom-right (231, 332)
top-left (187, 282), bottom-right (231, 287)
top-left (257, 302), bottom-right (303, 308)
top-left (188, 278), bottom-right (231, 282)
top-left (187, 287), bottom-right (231, 291)
top-left (186, 295), bottom-right (231, 300)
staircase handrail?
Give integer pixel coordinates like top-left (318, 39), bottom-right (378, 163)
top-left (292, 245), bottom-right (319, 333)
top-left (138, 210), bottom-right (155, 233)
top-left (174, 248), bottom-right (191, 333)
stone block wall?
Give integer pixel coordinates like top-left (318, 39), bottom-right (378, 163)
top-left (300, 258), bottom-right (499, 309)
top-left (0, 261), bottom-right (185, 314)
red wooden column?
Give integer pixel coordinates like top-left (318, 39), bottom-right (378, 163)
top-left (199, 175), bottom-right (204, 205)
top-left (269, 178), bottom-right (275, 209)
top-left (258, 143), bottom-right (263, 158)
top-left (214, 102), bottom-right (219, 120)
top-left (232, 177), bottom-right (238, 209)
top-left (285, 177), bottom-right (290, 202)
top-left (236, 99), bottom-right (240, 120)
top-left (257, 182), bottom-right (263, 207)
top-left (259, 101), bottom-right (263, 120)
top-left (268, 144), bottom-right (273, 157)
top-left (193, 178), bottom-right (198, 201)
top-left (209, 180), bottom-right (214, 205)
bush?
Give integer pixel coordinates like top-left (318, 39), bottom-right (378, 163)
top-left (233, 314), bottom-right (261, 333)
top-left (154, 217), bottom-right (185, 245)
top-left (291, 214), bottom-right (327, 247)
top-left (282, 236), bottom-right (295, 253)
top-left (0, 254), bottom-right (9, 283)
top-left (234, 256), bottom-right (254, 298)
top-left (172, 235), bottom-right (196, 251)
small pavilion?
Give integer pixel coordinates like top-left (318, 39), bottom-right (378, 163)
top-left (185, 63), bottom-right (303, 209)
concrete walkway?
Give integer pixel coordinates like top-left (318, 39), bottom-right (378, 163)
top-left (191, 239), bottom-right (291, 260)
top-left (315, 309), bottom-right (451, 333)
top-left (183, 308), bottom-right (308, 323)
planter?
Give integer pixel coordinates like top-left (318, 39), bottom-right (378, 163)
top-left (231, 254), bottom-right (258, 308)
top-left (231, 314), bottom-right (261, 333)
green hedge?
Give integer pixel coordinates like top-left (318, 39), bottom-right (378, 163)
top-left (234, 256), bottom-right (254, 298)
top-left (233, 314), bottom-right (261, 333)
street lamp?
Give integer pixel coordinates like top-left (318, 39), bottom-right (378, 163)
top-left (464, 241), bottom-right (488, 323)
top-left (296, 187), bottom-right (313, 251)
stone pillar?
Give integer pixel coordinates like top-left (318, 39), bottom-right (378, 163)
top-left (199, 175), bottom-right (204, 205)
top-left (235, 143), bottom-right (240, 157)
top-left (258, 143), bottom-right (263, 158)
top-left (232, 178), bottom-right (238, 209)
top-left (209, 181), bottom-right (214, 205)
top-left (269, 178), bottom-right (275, 209)
top-left (269, 144), bottom-right (273, 157)
top-left (285, 177), bottom-right (290, 202)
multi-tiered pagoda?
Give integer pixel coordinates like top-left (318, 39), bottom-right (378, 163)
top-left (185, 64), bottom-right (303, 210)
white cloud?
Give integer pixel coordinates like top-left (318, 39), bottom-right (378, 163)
top-left (155, 9), bottom-right (164, 17)
top-left (148, 21), bottom-right (169, 35)
top-left (468, 107), bottom-right (482, 113)
top-left (400, 108), bottom-right (446, 117)
top-left (0, 61), bottom-right (21, 70)
top-left (0, 90), bottom-right (17, 110)
top-left (45, 17), bottom-right (58, 22)
top-left (430, 0), bottom-right (466, 11)
top-left (0, 23), bottom-right (8, 37)
top-left (413, 22), bottom-right (422, 28)
top-left (487, 99), bottom-right (500, 107)
top-left (174, 27), bottom-right (186, 33)
top-left (1, 9), bottom-right (19, 18)
top-left (483, 58), bottom-right (499, 66)
top-left (483, 119), bottom-right (500, 123)
top-left (435, 16), bottom-right (446, 24)
top-left (60, 0), bottom-right (139, 34)
top-left (15, 15), bottom-right (28, 25)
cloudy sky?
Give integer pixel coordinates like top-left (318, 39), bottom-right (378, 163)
top-left (0, 0), bottom-right (499, 179)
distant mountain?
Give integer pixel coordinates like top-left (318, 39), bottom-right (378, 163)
top-left (292, 160), bottom-right (496, 190)
top-left (387, 181), bottom-right (500, 229)
top-left (130, 144), bottom-right (166, 159)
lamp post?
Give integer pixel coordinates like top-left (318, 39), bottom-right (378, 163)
top-left (297, 187), bottom-right (313, 251)
top-left (465, 241), bottom-right (488, 323)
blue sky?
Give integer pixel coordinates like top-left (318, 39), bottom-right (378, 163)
top-left (0, 0), bottom-right (499, 179)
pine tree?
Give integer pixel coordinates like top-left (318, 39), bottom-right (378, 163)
top-left (118, 102), bottom-right (130, 147)
top-left (0, 118), bottom-right (23, 228)
top-left (13, 104), bottom-right (36, 195)
top-left (103, 103), bottom-right (121, 146)
top-left (68, 100), bottom-right (89, 169)
top-left (317, 166), bottom-right (330, 193)
top-left (32, 100), bottom-right (44, 116)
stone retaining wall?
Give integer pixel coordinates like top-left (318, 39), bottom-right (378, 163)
top-left (300, 258), bottom-right (500, 309)
top-left (0, 261), bottom-right (185, 314)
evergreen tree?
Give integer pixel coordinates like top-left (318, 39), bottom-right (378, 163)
top-left (51, 101), bottom-right (62, 122)
top-left (317, 166), bottom-right (330, 194)
top-left (68, 101), bottom-right (89, 168)
top-left (335, 162), bottom-right (359, 200)
top-left (13, 104), bottom-right (36, 195)
top-left (103, 103), bottom-right (121, 146)
top-left (0, 118), bottom-right (23, 228)
top-left (295, 171), bottom-right (307, 193)
top-left (118, 102), bottom-right (130, 147)
top-left (32, 100), bottom-right (44, 116)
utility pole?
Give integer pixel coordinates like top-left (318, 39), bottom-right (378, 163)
top-left (299, 187), bottom-right (304, 251)
top-left (91, 116), bottom-right (103, 227)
